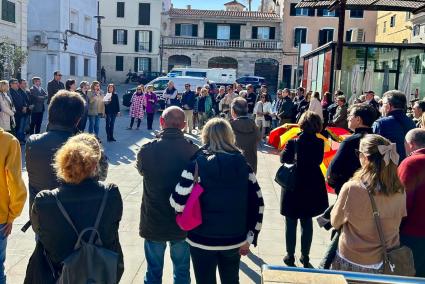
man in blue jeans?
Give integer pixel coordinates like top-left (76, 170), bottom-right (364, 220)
top-left (0, 128), bottom-right (27, 283)
top-left (136, 107), bottom-right (199, 283)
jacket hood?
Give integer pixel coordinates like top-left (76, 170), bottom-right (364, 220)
top-left (198, 150), bottom-right (247, 180)
top-left (231, 117), bottom-right (257, 135)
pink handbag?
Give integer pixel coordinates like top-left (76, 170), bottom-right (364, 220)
top-left (176, 162), bottom-right (204, 231)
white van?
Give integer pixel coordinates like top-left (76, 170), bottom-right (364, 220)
top-left (168, 68), bottom-right (236, 85)
top-left (147, 76), bottom-right (209, 110)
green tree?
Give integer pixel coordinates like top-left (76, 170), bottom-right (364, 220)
top-left (0, 39), bottom-right (27, 79)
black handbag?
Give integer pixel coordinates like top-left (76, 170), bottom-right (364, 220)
top-left (274, 140), bottom-right (298, 191)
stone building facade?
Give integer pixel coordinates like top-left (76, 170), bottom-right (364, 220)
top-left (375, 11), bottom-right (412, 44)
top-left (0, 0), bottom-right (27, 79)
top-left (99, 0), bottom-right (166, 83)
top-left (161, 3), bottom-right (284, 92)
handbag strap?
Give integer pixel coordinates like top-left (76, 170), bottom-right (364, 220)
top-left (365, 185), bottom-right (390, 263)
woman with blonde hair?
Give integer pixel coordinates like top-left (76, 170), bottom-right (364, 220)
top-left (25, 134), bottom-right (124, 283)
top-left (331, 134), bottom-right (406, 273)
top-left (0, 80), bottom-right (16, 132)
top-left (87, 81), bottom-right (105, 138)
top-left (170, 118), bottom-right (264, 284)
top-left (127, 85), bottom-right (145, 130)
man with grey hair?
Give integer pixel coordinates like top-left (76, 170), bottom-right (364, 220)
top-left (136, 106), bottom-right (198, 283)
top-left (398, 128), bottom-right (425, 277)
top-left (373, 90), bottom-right (415, 161)
top-left (76, 81), bottom-right (89, 132)
top-left (230, 98), bottom-right (261, 172)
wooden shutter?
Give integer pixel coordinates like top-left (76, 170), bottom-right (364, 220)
top-left (139, 3), bottom-right (151, 25)
top-left (135, 31), bottom-right (139, 52)
top-left (134, 58), bottom-right (138, 73)
top-left (290, 4), bottom-right (296, 16)
top-left (204, 23), bottom-right (217, 39)
top-left (192, 24), bottom-right (198, 37)
top-left (117, 2), bottom-right (124, 17)
top-left (230, 24), bottom-right (240, 40)
top-left (116, 56), bottom-right (123, 71)
top-left (301, 29), bottom-right (307, 43)
top-left (317, 9), bottom-right (324, 17)
top-left (147, 58), bottom-right (152, 72)
top-left (269, 27), bottom-right (276, 39)
top-left (252, 26), bottom-right (258, 39)
top-left (123, 30), bottom-right (128, 45)
top-left (113, 29), bottom-right (117, 44)
top-left (149, 31), bottom-right (153, 52)
top-left (308, 9), bottom-right (315, 16)
top-left (175, 24), bottom-right (181, 36)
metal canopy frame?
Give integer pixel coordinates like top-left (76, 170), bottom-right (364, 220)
top-left (296, 0), bottom-right (425, 89)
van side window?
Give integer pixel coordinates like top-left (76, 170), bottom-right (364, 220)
top-left (153, 79), bottom-right (169, 90)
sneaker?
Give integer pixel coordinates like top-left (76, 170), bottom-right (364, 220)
top-left (283, 255), bottom-right (296, 267)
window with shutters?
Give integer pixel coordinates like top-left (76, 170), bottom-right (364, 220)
top-left (1, 0), bottom-right (15, 23)
top-left (137, 31), bottom-right (151, 52)
top-left (114, 29), bottom-right (127, 45)
top-left (319, 9), bottom-right (336, 17)
top-left (318, 29), bottom-right (334, 46)
top-left (257, 27), bottom-right (270, 40)
top-left (70, 10), bottom-right (79, 32)
top-left (84, 59), bottom-right (90, 76)
top-left (137, 57), bottom-right (151, 72)
top-left (139, 3), bottom-right (150, 25)
top-left (117, 2), bottom-right (125, 18)
top-left (289, 3), bottom-right (312, 16)
top-left (116, 56), bottom-right (124, 71)
top-left (390, 15), bottom-right (396, 27)
top-left (70, 56), bottom-right (77, 76)
top-left (181, 24), bottom-right (193, 37)
top-left (294, 28), bottom-right (307, 47)
top-left (350, 9), bottom-right (364, 18)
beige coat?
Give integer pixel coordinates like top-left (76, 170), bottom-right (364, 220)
top-left (87, 90), bottom-right (105, 116)
top-left (331, 180), bottom-right (406, 265)
top-left (0, 92), bottom-right (15, 131)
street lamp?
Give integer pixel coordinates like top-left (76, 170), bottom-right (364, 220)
top-left (94, 2), bottom-right (105, 83)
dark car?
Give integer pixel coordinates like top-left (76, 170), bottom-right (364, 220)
top-left (236, 76), bottom-right (266, 90)
top-left (122, 87), bottom-right (137, 107)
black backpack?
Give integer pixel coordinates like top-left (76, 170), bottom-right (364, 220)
top-left (55, 189), bottom-right (118, 284)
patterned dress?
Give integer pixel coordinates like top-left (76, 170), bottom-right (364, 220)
top-left (129, 92), bottom-right (145, 119)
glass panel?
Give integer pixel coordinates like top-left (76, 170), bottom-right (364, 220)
top-left (400, 49), bottom-right (425, 101)
top-left (180, 24), bottom-right (193, 37)
top-left (138, 31), bottom-right (150, 52)
top-left (340, 46), bottom-right (367, 99)
top-left (311, 56), bottom-right (318, 92)
top-left (137, 58), bottom-right (150, 72)
top-left (257, 27), bottom-right (270, 40)
top-left (117, 30), bottom-right (125, 44)
top-left (366, 47), bottom-right (398, 95)
top-left (316, 53), bottom-right (325, 95)
top-left (217, 25), bottom-right (230, 40)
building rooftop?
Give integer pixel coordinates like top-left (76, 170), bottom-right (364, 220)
top-left (167, 8), bottom-right (281, 20)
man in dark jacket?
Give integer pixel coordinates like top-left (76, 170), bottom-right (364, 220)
top-left (230, 98), bottom-right (261, 173)
top-left (17, 79), bottom-right (31, 142)
top-left (47, 71), bottom-right (65, 104)
top-left (246, 84), bottom-right (257, 115)
top-left (399, 129), bottom-right (425, 277)
top-left (365, 90), bottom-right (380, 117)
top-left (373, 90), bottom-right (415, 162)
top-left (181, 84), bottom-right (196, 133)
top-left (136, 106), bottom-right (198, 284)
top-left (278, 88), bottom-right (294, 125)
top-left (330, 95), bottom-right (348, 129)
top-left (29, 77), bottom-right (48, 134)
top-left (26, 90), bottom-right (84, 209)
top-left (9, 78), bottom-right (29, 142)
top-left (76, 81), bottom-right (89, 132)
top-left (327, 90), bottom-right (343, 123)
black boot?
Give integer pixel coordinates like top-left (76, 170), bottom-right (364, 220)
top-left (300, 255), bottom-right (314, 268)
top-left (283, 254), bottom-right (296, 267)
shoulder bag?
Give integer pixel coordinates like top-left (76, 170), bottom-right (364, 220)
top-left (367, 188), bottom-right (415, 276)
top-left (274, 140), bottom-right (298, 192)
top-left (176, 161), bottom-right (204, 231)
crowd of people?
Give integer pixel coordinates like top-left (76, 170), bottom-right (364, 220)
top-left (1, 68), bottom-right (425, 283)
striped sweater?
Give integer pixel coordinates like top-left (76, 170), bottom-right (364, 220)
top-left (170, 152), bottom-right (264, 250)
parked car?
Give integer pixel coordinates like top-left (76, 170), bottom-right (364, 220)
top-left (125, 71), bottom-right (164, 84)
top-left (168, 67), bottom-right (236, 85)
top-left (236, 76), bottom-right (266, 90)
top-left (122, 76), bottom-right (209, 110)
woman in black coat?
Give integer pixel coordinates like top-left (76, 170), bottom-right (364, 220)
top-left (104, 83), bottom-right (120, 142)
top-left (280, 111), bottom-right (328, 268)
top-left (25, 134), bottom-right (124, 283)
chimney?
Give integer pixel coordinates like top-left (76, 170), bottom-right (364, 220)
top-left (187, 5), bottom-right (191, 10)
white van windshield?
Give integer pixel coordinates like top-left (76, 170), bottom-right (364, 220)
top-left (186, 71), bottom-right (207, 78)
top-left (152, 79), bottom-right (169, 91)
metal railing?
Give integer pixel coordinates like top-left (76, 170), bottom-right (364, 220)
top-left (161, 36), bottom-right (282, 50)
top-left (262, 265), bottom-right (425, 284)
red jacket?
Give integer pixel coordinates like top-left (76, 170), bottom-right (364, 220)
top-left (398, 148), bottom-right (425, 237)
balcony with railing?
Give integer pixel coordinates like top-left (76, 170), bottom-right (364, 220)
top-left (161, 36), bottom-right (282, 50)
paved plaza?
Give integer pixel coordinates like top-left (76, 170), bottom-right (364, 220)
top-left (5, 88), bottom-right (336, 283)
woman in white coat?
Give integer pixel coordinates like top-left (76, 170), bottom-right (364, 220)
top-left (308, 91), bottom-right (324, 122)
top-left (0, 80), bottom-right (16, 132)
top-left (254, 93), bottom-right (272, 140)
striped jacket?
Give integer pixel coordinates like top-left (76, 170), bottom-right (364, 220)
top-left (170, 150), bottom-right (264, 250)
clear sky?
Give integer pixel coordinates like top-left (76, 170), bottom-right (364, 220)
top-left (171, 0), bottom-right (261, 10)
